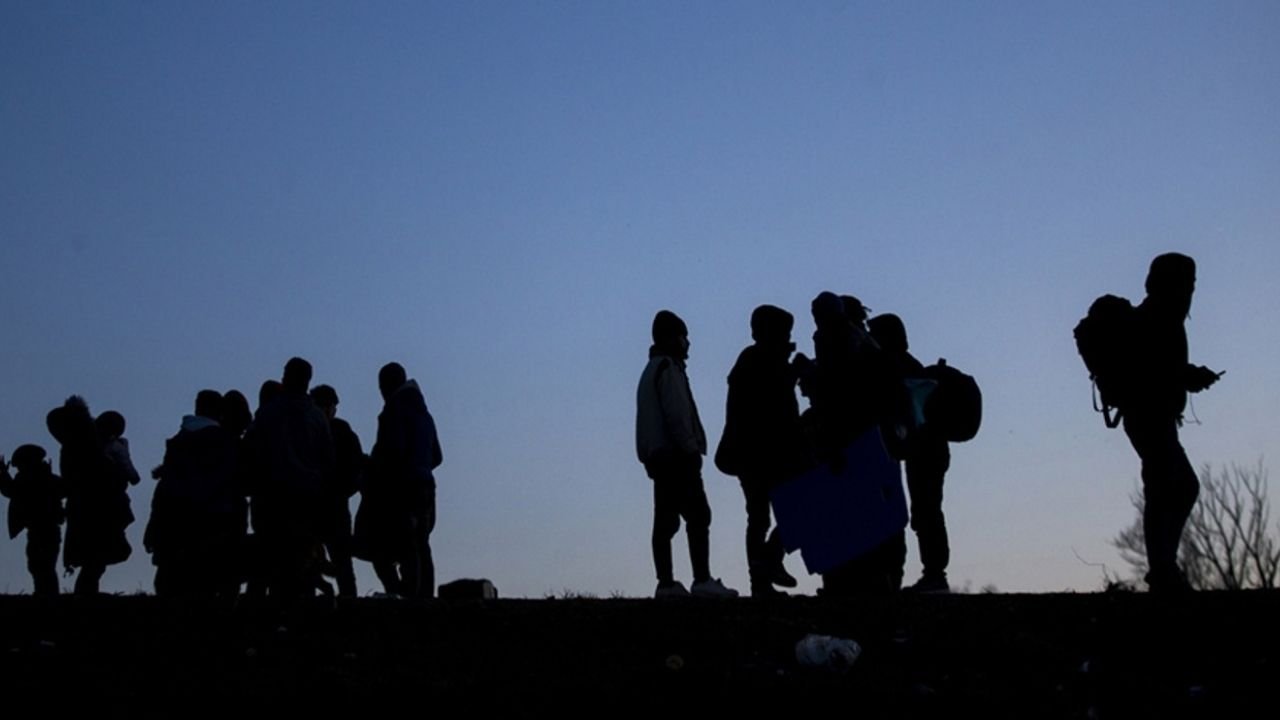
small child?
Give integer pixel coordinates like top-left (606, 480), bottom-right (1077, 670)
top-left (0, 445), bottom-right (68, 596)
top-left (96, 410), bottom-right (141, 487)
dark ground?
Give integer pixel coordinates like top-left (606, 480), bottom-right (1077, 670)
top-left (1, 590), bottom-right (1275, 716)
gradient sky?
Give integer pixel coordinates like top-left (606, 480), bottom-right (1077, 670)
top-left (2, 1), bottom-right (1277, 597)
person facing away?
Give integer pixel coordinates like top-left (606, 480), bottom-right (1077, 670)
top-left (354, 362), bottom-right (443, 599)
top-left (716, 305), bottom-right (806, 597)
top-left (869, 313), bottom-right (952, 594)
top-left (636, 310), bottom-right (738, 599)
top-left (1121, 253), bottom-right (1221, 592)
top-left (1, 445), bottom-right (67, 596)
top-left (46, 396), bottom-right (134, 595)
top-left (144, 390), bottom-right (241, 597)
top-left (242, 357), bottom-right (335, 599)
top-left (309, 384), bottom-right (364, 598)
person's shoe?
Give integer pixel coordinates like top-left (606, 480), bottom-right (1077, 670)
top-left (690, 578), bottom-right (739, 599)
top-left (771, 564), bottom-right (798, 589)
top-left (750, 585), bottom-right (790, 599)
top-left (654, 581), bottom-right (690, 599)
top-left (905, 574), bottom-right (950, 594)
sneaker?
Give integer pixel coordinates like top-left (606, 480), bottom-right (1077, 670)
top-left (654, 581), bottom-right (690, 599)
top-left (771, 564), bottom-right (798, 589)
top-left (905, 575), bottom-right (950, 594)
top-left (690, 578), bottom-right (739, 599)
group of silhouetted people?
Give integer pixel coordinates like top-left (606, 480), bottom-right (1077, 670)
top-left (1, 254), bottom-right (1223, 599)
top-left (637, 292), bottom-right (967, 598)
top-left (1, 357), bottom-right (442, 600)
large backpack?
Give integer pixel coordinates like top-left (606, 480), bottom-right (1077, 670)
top-left (1073, 294), bottom-right (1137, 428)
top-left (921, 359), bottom-right (982, 443)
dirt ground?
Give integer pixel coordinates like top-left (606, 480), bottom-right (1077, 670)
top-left (2, 590), bottom-right (1275, 716)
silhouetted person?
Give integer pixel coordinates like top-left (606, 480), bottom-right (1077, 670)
top-left (1123, 253), bottom-right (1221, 592)
top-left (96, 411), bottom-right (141, 489)
top-left (354, 362), bottom-right (442, 598)
top-left (242, 358), bottom-right (335, 600)
top-left (806, 293), bottom-right (904, 595)
top-left (144, 390), bottom-right (241, 597)
top-left (1, 445), bottom-right (67, 596)
top-left (310, 384), bottom-right (363, 598)
top-left (717, 305), bottom-right (804, 597)
top-left (870, 313), bottom-right (951, 593)
top-left (636, 310), bottom-right (738, 599)
top-left (46, 396), bottom-right (134, 595)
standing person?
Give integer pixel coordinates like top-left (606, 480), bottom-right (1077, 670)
top-left (1123, 253), bottom-right (1221, 592)
top-left (46, 396), bottom-right (134, 595)
top-left (716, 305), bottom-right (804, 597)
top-left (309, 384), bottom-right (364, 598)
top-left (869, 313), bottom-right (952, 593)
top-left (1, 445), bottom-right (67, 596)
top-left (355, 362), bottom-right (442, 599)
top-left (242, 358), bottom-right (335, 600)
top-left (637, 310), bottom-right (738, 599)
top-left (144, 390), bottom-right (240, 597)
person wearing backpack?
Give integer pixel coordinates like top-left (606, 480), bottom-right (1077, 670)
top-left (1120, 253), bottom-right (1222, 592)
top-left (869, 313), bottom-right (953, 593)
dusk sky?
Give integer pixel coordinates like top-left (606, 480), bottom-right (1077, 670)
top-left (2, 1), bottom-right (1277, 597)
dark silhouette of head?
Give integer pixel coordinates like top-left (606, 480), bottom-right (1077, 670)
top-left (10, 444), bottom-right (47, 471)
top-left (840, 295), bottom-right (870, 326)
top-left (652, 310), bottom-right (690, 360)
top-left (46, 396), bottom-right (92, 445)
top-left (1145, 252), bottom-right (1196, 318)
top-left (282, 357), bottom-right (313, 394)
top-left (223, 390), bottom-right (252, 437)
top-left (379, 362), bottom-right (408, 402)
top-left (868, 313), bottom-right (909, 354)
top-left (257, 379), bottom-right (283, 415)
top-left (95, 410), bottom-right (126, 439)
top-left (810, 292), bottom-right (846, 330)
top-left (195, 390), bottom-right (224, 421)
top-left (751, 305), bottom-right (794, 346)
top-left (310, 384), bottom-right (339, 419)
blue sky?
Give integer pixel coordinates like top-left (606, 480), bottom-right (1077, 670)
top-left (2, 1), bottom-right (1277, 596)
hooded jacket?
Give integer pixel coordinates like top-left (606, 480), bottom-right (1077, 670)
top-left (636, 348), bottom-right (707, 466)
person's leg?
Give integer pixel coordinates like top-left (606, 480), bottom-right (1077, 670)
top-left (678, 469), bottom-right (712, 584)
top-left (651, 469), bottom-right (682, 585)
top-left (739, 474), bottom-right (773, 593)
top-left (1127, 414), bottom-right (1199, 588)
top-left (74, 563), bottom-right (105, 595)
top-left (906, 442), bottom-right (951, 583)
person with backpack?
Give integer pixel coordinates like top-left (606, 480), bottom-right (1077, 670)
top-left (1116, 254), bottom-right (1221, 591)
top-left (637, 310), bottom-right (738, 599)
top-left (869, 313), bottom-right (953, 593)
top-left (1, 445), bottom-right (67, 596)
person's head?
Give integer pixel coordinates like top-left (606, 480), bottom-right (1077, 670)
top-left (222, 390), bottom-right (252, 436)
top-left (868, 313), bottom-right (909, 354)
top-left (840, 295), bottom-right (870, 326)
top-left (257, 379), bottom-right (283, 415)
top-left (1145, 252), bottom-right (1196, 317)
top-left (46, 396), bottom-right (92, 445)
top-left (810, 292), bottom-right (846, 329)
top-left (379, 362), bottom-right (408, 402)
top-left (95, 410), bottom-right (126, 440)
top-left (750, 304), bottom-right (795, 355)
top-left (282, 356), bottom-right (313, 394)
top-left (310, 384), bottom-right (339, 420)
top-left (10, 444), bottom-right (47, 472)
top-left (194, 390), bottom-right (224, 421)
top-left (652, 310), bottom-right (690, 360)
